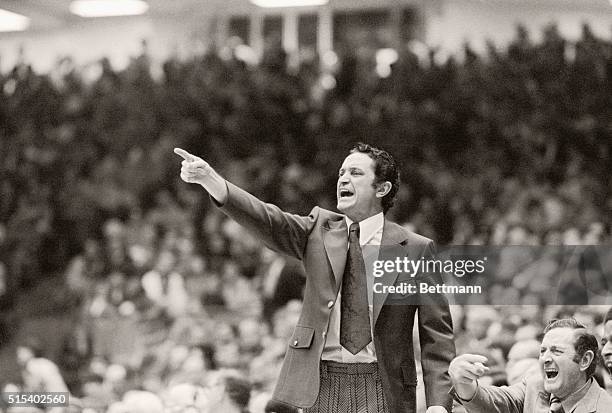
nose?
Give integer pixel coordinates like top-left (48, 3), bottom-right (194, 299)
top-left (338, 172), bottom-right (349, 185)
top-left (540, 350), bottom-right (552, 363)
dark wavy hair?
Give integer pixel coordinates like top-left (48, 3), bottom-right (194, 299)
top-left (350, 143), bottom-right (400, 214)
top-left (543, 318), bottom-right (599, 379)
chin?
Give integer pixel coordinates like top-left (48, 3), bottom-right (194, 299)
top-left (543, 381), bottom-right (564, 397)
top-left (337, 201), bottom-right (350, 214)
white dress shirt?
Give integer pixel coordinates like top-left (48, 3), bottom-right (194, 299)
top-left (321, 212), bottom-right (383, 363)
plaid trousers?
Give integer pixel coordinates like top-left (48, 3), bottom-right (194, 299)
top-left (303, 361), bottom-right (388, 413)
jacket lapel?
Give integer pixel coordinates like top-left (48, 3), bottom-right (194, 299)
top-left (572, 380), bottom-right (599, 413)
top-left (373, 219), bottom-right (409, 326)
top-left (323, 218), bottom-right (347, 294)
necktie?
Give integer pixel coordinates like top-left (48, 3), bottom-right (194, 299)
top-left (340, 222), bottom-right (372, 354)
top-left (549, 395), bottom-right (564, 413)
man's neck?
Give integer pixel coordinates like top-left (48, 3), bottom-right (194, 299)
top-left (345, 212), bottom-right (384, 228)
top-left (345, 210), bottom-right (384, 223)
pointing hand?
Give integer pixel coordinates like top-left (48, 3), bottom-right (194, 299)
top-left (175, 148), bottom-right (213, 185)
top-left (449, 354), bottom-right (490, 385)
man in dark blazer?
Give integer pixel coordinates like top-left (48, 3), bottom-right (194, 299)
top-left (449, 318), bottom-right (612, 412)
top-left (176, 144), bottom-right (455, 413)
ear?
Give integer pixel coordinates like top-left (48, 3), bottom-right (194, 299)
top-left (376, 181), bottom-right (392, 198)
top-left (579, 350), bottom-right (594, 372)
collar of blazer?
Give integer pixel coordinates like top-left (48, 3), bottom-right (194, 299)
top-left (569, 378), bottom-right (601, 413)
top-left (323, 216), bottom-right (411, 326)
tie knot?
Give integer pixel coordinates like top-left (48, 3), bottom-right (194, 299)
top-left (349, 222), bottom-right (360, 234)
top-left (549, 395), bottom-right (563, 413)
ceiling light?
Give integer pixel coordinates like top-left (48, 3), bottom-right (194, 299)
top-left (0, 9), bottom-right (30, 32)
top-left (250, 0), bottom-right (328, 8)
top-left (70, 0), bottom-right (149, 18)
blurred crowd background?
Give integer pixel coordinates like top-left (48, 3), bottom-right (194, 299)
top-left (0, 22), bottom-right (611, 412)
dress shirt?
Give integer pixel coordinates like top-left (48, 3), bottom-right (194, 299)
top-left (321, 212), bottom-right (384, 363)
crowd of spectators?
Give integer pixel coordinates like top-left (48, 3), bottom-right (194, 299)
top-left (0, 23), bottom-right (611, 412)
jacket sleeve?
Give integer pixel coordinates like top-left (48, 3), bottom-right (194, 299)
top-left (417, 241), bottom-right (456, 410)
top-left (458, 379), bottom-right (526, 413)
top-left (215, 180), bottom-right (319, 261)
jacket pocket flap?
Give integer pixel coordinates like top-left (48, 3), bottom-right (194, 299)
top-left (289, 326), bottom-right (315, 349)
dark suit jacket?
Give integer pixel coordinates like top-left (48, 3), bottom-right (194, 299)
top-left (461, 375), bottom-right (612, 413)
top-left (218, 181), bottom-right (455, 412)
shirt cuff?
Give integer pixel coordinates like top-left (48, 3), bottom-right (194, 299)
top-left (449, 380), bottom-right (479, 404)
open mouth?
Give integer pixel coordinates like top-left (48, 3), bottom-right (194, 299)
top-left (339, 189), bottom-right (354, 198)
top-left (545, 370), bottom-right (558, 379)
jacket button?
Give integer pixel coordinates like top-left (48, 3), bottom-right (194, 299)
top-left (322, 331), bottom-right (326, 338)
top-left (327, 300), bottom-right (334, 308)
top-left (293, 340), bottom-right (298, 346)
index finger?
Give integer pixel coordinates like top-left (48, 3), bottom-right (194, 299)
top-left (474, 362), bottom-right (490, 372)
top-left (461, 354), bottom-right (489, 365)
top-left (174, 148), bottom-right (194, 162)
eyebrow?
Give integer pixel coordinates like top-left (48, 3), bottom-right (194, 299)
top-left (339, 167), bottom-right (364, 174)
top-left (541, 345), bottom-right (568, 352)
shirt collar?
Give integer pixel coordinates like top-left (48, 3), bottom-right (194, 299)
top-left (559, 377), bottom-right (594, 413)
top-left (345, 212), bottom-right (384, 246)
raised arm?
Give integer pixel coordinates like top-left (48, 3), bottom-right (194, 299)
top-left (449, 354), bottom-right (525, 413)
top-left (176, 148), bottom-right (316, 260)
top-left (175, 148), bottom-right (228, 203)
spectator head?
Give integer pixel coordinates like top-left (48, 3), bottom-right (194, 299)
top-left (506, 339), bottom-right (541, 385)
top-left (514, 323), bottom-right (541, 342)
top-left (464, 306), bottom-right (498, 340)
top-left (16, 338), bottom-right (44, 366)
top-left (539, 318), bottom-right (599, 398)
top-left (602, 307), bottom-right (612, 374)
top-left (200, 369), bottom-right (251, 413)
top-left (2, 382), bottom-right (20, 393)
top-left (108, 391), bottom-right (164, 413)
top-left (180, 345), bottom-right (207, 375)
top-left (507, 357), bottom-right (540, 385)
top-left (105, 364), bottom-right (127, 386)
top-left (238, 318), bottom-right (266, 351)
top-left (508, 339), bottom-right (540, 363)
top-left (165, 383), bottom-right (200, 412)
top-left (337, 143), bottom-right (399, 220)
